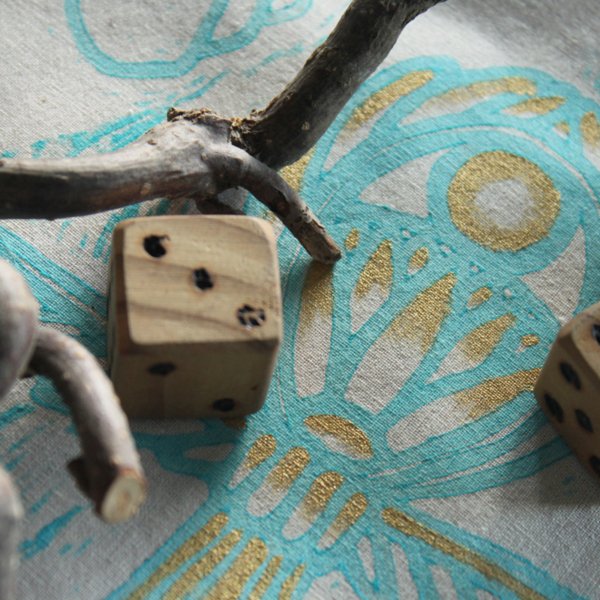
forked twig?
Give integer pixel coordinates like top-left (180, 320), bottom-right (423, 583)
top-left (0, 0), bottom-right (445, 264)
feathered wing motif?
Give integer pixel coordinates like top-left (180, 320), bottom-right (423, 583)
top-left (3, 56), bottom-right (599, 598)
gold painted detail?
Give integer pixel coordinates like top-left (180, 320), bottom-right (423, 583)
top-left (248, 556), bottom-right (283, 600)
top-left (305, 415), bottom-right (373, 458)
top-left (345, 228), bottom-right (361, 250)
top-left (408, 247), bottom-right (430, 273)
top-left (521, 334), bottom-right (540, 347)
top-left (448, 151), bottom-right (560, 251)
top-left (330, 493), bottom-right (369, 537)
top-left (299, 262), bottom-right (334, 332)
top-left (280, 565), bottom-right (306, 600)
top-left (453, 368), bottom-right (541, 419)
top-left (507, 96), bottom-right (565, 115)
top-left (388, 274), bottom-right (457, 352)
top-left (468, 287), bottom-right (493, 308)
top-left (555, 121), bottom-right (570, 136)
top-left (245, 435), bottom-right (277, 471)
top-left (582, 112), bottom-right (600, 147)
top-left (301, 472), bottom-right (345, 518)
top-left (281, 149), bottom-right (315, 192)
top-left (355, 240), bottom-right (393, 299)
top-left (435, 77), bottom-right (536, 106)
top-left (164, 530), bottom-right (243, 600)
top-left (347, 70), bottom-right (434, 129)
top-left (459, 314), bottom-right (516, 362)
top-left (268, 447), bottom-right (310, 491)
top-left (128, 513), bottom-right (228, 600)
top-left (382, 508), bottom-right (545, 600)
top-left (204, 538), bottom-right (268, 600)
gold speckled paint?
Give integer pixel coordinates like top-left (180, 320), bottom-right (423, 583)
top-left (388, 274), bottom-right (457, 352)
top-left (581, 112), bottom-right (600, 147)
top-left (164, 530), bottom-right (243, 600)
top-left (382, 508), bottom-right (545, 600)
top-left (448, 151), bottom-right (560, 251)
top-left (204, 538), bottom-right (268, 600)
top-left (244, 435), bottom-right (277, 471)
top-left (408, 247), bottom-right (430, 273)
top-left (280, 565), bottom-right (306, 600)
top-left (128, 513), bottom-right (228, 600)
top-left (345, 228), bottom-right (360, 250)
top-left (305, 415), bottom-right (373, 458)
top-left (346, 70), bottom-right (434, 129)
top-left (355, 240), bottom-right (393, 299)
top-left (555, 121), bottom-right (570, 136)
top-left (248, 556), bottom-right (283, 599)
top-left (299, 262), bottom-right (334, 332)
top-left (468, 287), bottom-right (493, 308)
top-left (322, 493), bottom-right (368, 546)
top-left (301, 471), bottom-right (345, 519)
top-left (454, 368), bottom-right (541, 419)
top-left (460, 314), bottom-right (516, 362)
top-left (506, 96), bottom-right (565, 115)
top-left (268, 447), bottom-right (310, 491)
top-left (436, 77), bottom-right (536, 106)
top-left (521, 334), bottom-right (540, 347)
top-left (281, 149), bottom-right (314, 192)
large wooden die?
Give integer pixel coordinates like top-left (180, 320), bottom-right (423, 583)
top-left (534, 302), bottom-right (600, 479)
top-left (108, 215), bottom-right (282, 418)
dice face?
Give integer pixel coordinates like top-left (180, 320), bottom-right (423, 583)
top-left (534, 305), bottom-right (600, 479)
top-left (108, 216), bottom-right (282, 419)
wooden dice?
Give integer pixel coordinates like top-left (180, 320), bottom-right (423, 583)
top-left (534, 302), bottom-right (600, 479)
top-left (108, 215), bottom-right (282, 418)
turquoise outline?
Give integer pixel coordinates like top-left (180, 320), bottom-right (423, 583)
top-left (64, 0), bottom-right (312, 78)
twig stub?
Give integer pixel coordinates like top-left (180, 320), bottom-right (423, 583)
top-left (29, 327), bottom-right (146, 523)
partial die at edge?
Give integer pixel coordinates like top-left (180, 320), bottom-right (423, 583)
top-left (534, 304), bottom-right (600, 482)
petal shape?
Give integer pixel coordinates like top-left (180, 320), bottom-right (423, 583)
top-left (403, 77), bottom-right (536, 125)
top-left (295, 263), bottom-right (334, 398)
top-left (430, 314), bottom-right (516, 381)
top-left (305, 415), bottom-right (373, 459)
top-left (387, 369), bottom-right (541, 452)
top-left (351, 240), bottom-right (393, 332)
top-left (521, 227), bottom-right (585, 324)
top-left (347, 274), bottom-right (457, 413)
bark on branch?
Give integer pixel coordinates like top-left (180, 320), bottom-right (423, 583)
top-left (0, 116), bottom-right (340, 263)
top-left (0, 0), bottom-right (445, 264)
top-left (0, 261), bottom-right (38, 400)
top-left (29, 327), bottom-right (146, 523)
top-left (232, 0), bottom-right (446, 169)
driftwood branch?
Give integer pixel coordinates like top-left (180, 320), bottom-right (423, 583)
top-left (0, 114), bottom-right (340, 263)
top-left (0, 261), bottom-right (146, 596)
top-left (0, 261), bottom-right (39, 400)
top-left (232, 0), bottom-right (445, 169)
top-left (0, 0), bottom-right (445, 264)
top-left (28, 327), bottom-right (146, 523)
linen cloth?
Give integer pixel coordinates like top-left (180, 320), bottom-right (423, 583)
top-left (1, 1), bottom-right (600, 598)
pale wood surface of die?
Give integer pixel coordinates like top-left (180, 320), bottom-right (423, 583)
top-left (534, 302), bottom-right (600, 480)
top-left (108, 215), bottom-right (282, 419)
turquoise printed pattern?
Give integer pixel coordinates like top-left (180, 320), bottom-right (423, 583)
top-left (2, 7), bottom-right (600, 595)
top-left (65, 0), bottom-right (312, 78)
